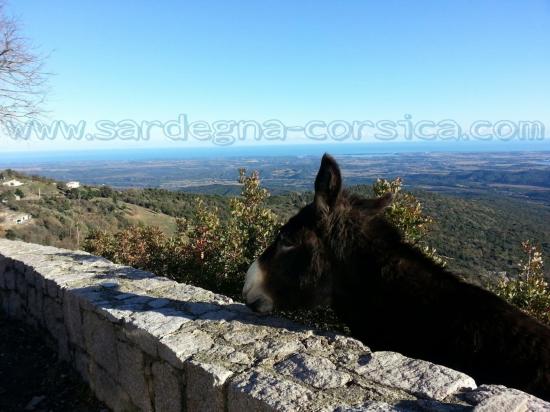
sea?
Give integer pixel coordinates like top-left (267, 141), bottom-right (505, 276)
top-left (0, 140), bottom-right (549, 166)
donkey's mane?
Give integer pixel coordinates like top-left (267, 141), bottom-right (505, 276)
top-left (325, 190), bottom-right (404, 260)
top-left (343, 190), bottom-right (381, 210)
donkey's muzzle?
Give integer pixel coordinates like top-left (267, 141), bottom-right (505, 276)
top-left (243, 259), bottom-right (273, 313)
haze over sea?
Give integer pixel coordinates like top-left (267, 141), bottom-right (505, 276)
top-left (1, 140), bottom-right (549, 166)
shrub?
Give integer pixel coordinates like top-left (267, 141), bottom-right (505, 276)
top-left (493, 240), bottom-right (550, 324)
top-left (84, 169), bottom-right (280, 298)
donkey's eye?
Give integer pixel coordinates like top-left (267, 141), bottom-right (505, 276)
top-left (278, 233), bottom-right (295, 250)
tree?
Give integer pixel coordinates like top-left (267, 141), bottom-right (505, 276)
top-left (14, 187), bottom-right (23, 198)
top-left (173, 169), bottom-right (279, 295)
top-left (0, 1), bottom-right (49, 124)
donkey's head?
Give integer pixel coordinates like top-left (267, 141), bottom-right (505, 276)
top-left (243, 154), bottom-right (393, 313)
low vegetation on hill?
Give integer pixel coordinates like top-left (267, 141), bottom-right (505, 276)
top-left (0, 171), bottom-right (132, 249)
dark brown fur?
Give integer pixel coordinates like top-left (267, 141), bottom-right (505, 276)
top-left (249, 154), bottom-right (550, 400)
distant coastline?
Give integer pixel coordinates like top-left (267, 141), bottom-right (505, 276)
top-left (1, 140), bottom-right (549, 166)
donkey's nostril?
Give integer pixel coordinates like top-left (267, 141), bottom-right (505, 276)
top-left (246, 297), bottom-right (273, 313)
top-left (247, 298), bottom-right (263, 312)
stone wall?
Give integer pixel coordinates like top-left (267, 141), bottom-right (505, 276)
top-left (0, 238), bottom-right (548, 412)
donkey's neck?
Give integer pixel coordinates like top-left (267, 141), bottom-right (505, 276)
top-left (331, 215), bottom-right (447, 292)
top-left (330, 216), bottom-right (465, 347)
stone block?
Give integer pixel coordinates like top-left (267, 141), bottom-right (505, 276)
top-left (128, 308), bottom-right (193, 341)
top-left (228, 369), bottom-right (313, 412)
top-left (43, 297), bottom-right (63, 332)
top-left (57, 327), bottom-right (71, 362)
top-left (123, 325), bottom-right (159, 358)
top-left (83, 311), bottom-right (119, 377)
top-left (89, 361), bottom-right (134, 412)
top-left (356, 351), bottom-right (476, 401)
top-left (74, 349), bottom-right (91, 383)
top-left (333, 401), bottom-right (407, 411)
top-left (43, 296), bottom-right (70, 361)
top-left (152, 361), bottom-right (184, 412)
top-left (63, 291), bottom-right (85, 348)
top-left (473, 393), bottom-right (529, 411)
top-left (159, 328), bottom-right (213, 369)
top-left (275, 353), bottom-right (351, 389)
top-left (117, 339), bottom-right (152, 412)
top-left (186, 361), bottom-right (233, 411)
top-left (27, 287), bottom-right (44, 324)
top-left (463, 385), bottom-right (550, 411)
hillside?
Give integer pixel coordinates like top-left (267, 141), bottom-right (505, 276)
top-left (1, 169), bottom-right (548, 282)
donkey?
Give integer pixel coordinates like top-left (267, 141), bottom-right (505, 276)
top-left (243, 154), bottom-right (550, 400)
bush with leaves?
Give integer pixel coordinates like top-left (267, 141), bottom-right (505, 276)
top-left (493, 240), bottom-right (550, 324)
top-left (373, 177), bottom-right (445, 266)
top-left (84, 169), bottom-right (279, 298)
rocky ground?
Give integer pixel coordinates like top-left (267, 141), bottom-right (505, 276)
top-left (0, 314), bottom-right (108, 412)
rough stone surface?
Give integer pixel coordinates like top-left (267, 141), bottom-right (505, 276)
top-left (89, 360), bottom-right (133, 412)
top-left (463, 385), bottom-right (550, 412)
top-left (159, 328), bottom-right (214, 369)
top-left (1, 238), bottom-right (549, 412)
top-left (63, 291), bottom-right (85, 348)
top-left (228, 369), bottom-right (314, 411)
top-left (472, 393), bottom-right (529, 411)
top-left (333, 401), bottom-right (406, 411)
top-left (152, 361), bottom-right (183, 412)
top-left (83, 310), bottom-right (119, 377)
top-left (187, 361), bottom-right (234, 411)
top-left (117, 338), bottom-right (152, 411)
top-left (356, 351), bottom-right (476, 401)
top-left (74, 348), bottom-right (91, 383)
top-left (275, 353), bottom-right (351, 389)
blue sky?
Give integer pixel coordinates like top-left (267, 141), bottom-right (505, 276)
top-left (3, 1), bottom-right (550, 151)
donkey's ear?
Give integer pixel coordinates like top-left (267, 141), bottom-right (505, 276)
top-left (314, 154), bottom-right (342, 213)
top-left (370, 192), bottom-right (393, 214)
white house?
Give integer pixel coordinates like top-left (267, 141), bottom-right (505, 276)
top-left (66, 181), bottom-right (80, 189)
top-left (2, 179), bottom-right (23, 187)
top-left (14, 214), bottom-right (31, 224)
